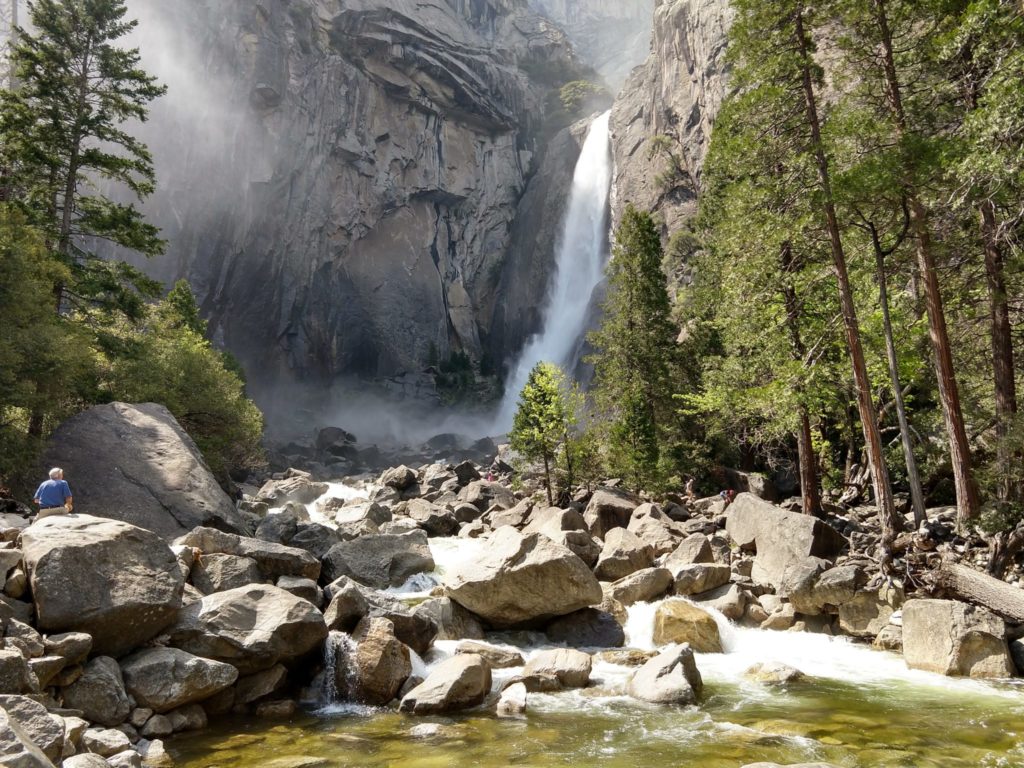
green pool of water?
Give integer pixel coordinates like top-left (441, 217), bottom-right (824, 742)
top-left (168, 675), bottom-right (1024, 768)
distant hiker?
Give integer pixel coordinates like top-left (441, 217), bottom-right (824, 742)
top-left (33, 467), bottom-right (73, 519)
top-left (685, 477), bottom-right (696, 502)
top-left (719, 489), bottom-right (736, 506)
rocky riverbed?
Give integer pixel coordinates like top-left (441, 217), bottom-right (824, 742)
top-left (1, 403), bottom-right (1023, 767)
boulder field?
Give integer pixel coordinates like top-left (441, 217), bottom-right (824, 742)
top-left (3, 407), bottom-right (1022, 765)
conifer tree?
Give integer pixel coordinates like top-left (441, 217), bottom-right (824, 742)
top-left (589, 205), bottom-right (678, 491)
top-left (0, 0), bottom-right (166, 317)
top-left (510, 362), bottom-right (579, 505)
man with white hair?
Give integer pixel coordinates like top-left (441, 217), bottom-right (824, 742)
top-left (33, 468), bottom-right (74, 519)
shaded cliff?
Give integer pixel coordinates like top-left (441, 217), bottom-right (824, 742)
top-left (125, 0), bottom-right (591, 400)
top-left (610, 0), bottom-right (733, 235)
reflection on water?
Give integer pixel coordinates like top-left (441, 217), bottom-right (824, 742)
top-left (169, 666), bottom-right (1024, 767)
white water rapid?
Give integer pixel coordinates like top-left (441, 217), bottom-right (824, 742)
top-left (495, 110), bottom-right (614, 431)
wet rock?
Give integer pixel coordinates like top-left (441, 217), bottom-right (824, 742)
top-left (595, 649), bottom-right (658, 667)
top-left (583, 488), bottom-right (638, 540)
top-left (653, 600), bottom-right (722, 652)
top-left (22, 516), bottom-right (184, 657)
top-left (496, 681), bottom-right (527, 717)
top-left (444, 528), bottom-right (603, 627)
top-left (40, 402), bottom-right (249, 538)
top-left (594, 528), bottom-right (654, 581)
top-left (903, 599), bottom-right (1014, 678)
top-left (454, 641), bottom-right (524, 669)
top-left (522, 649), bottom-right (591, 689)
top-left (627, 644), bottom-right (703, 705)
top-left (673, 563), bottom-right (731, 596)
top-left (760, 602), bottom-right (796, 631)
top-left (744, 662), bottom-right (804, 685)
top-left (412, 598), bottom-right (485, 642)
top-left (321, 531), bottom-right (434, 590)
top-left (234, 664), bottom-right (287, 706)
top-left (167, 703), bottom-right (207, 732)
top-left (545, 609), bottom-right (625, 648)
top-left (347, 617), bottom-right (413, 705)
top-left (168, 584), bottom-right (328, 674)
top-left (399, 654), bottom-right (491, 714)
top-left (607, 567), bottom-right (674, 606)
top-left (873, 625), bottom-right (903, 652)
top-left (63, 656), bottom-right (132, 727)
top-left (120, 648), bottom-right (238, 713)
top-left (693, 583), bottom-right (746, 621)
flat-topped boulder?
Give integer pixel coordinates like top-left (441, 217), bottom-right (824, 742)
top-left (627, 644), bottom-right (703, 705)
top-left (167, 584), bottom-right (327, 674)
top-left (178, 527), bottom-right (321, 581)
top-left (725, 494), bottom-right (846, 587)
top-left (322, 531), bottom-right (434, 589)
top-left (22, 515), bottom-right (184, 657)
top-left (399, 654), bottom-right (491, 714)
top-left (444, 527), bottom-right (603, 627)
top-left (40, 402), bottom-right (249, 539)
top-left (120, 647), bottom-right (238, 712)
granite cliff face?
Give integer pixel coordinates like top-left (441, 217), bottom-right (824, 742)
top-left (610, 0), bottom-right (733, 235)
top-left (525, 0), bottom-right (655, 89)
top-left (127, 0), bottom-right (588, 397)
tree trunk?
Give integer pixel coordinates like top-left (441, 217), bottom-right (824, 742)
top-left (871, 0), bottom-right (979, 526)
top-left (927, 559), bottom-right (1024, 623)
top-left (780, 241), bottom-right (821, 517)
top-left (979, 199), bottom-right (1018, 500)
top-left (794, 11), bottom-right (899, 560)
top-left (872, 231), bottom-right (927, 527)
top-left (543, 453), bottom-right (553, 506)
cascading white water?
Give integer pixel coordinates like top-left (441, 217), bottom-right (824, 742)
top-left (495, 110), bottom-right (614, 431)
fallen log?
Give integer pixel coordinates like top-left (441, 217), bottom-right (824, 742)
top-left (926, 560), bottom-right (1024, 624)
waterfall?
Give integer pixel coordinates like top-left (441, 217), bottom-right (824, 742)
top-left (495, 110), bottom-right (614, 431)
top-left (320, 630), bottom-right (356, 706)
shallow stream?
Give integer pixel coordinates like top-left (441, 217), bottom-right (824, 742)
top-left (170, 491), bottom-right (1024, 768)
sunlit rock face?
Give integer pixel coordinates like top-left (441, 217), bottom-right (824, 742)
top-left (610, 0), bottom-right (733, 234)
top-left (525, 0), bottom-right (655, 90)
top-left (125, 0), bottom-right (586, 394)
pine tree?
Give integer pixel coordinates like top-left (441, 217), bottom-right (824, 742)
top-left (589, 205), bottom-right (678, 491)
top-left (0, 0), bottom-right (166, 318)
top-left (509, 362), bottom-right (579, 505)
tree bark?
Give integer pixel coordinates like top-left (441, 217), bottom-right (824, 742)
top-left (871, 0), bottom-right (979, 526)
top-left (979, 199), bottom-right (1018, 500)
top-left (927, 559), bottom-right (1024, 623)
top-left (794, 11), bottom-right (899, 558)
top-left (871, 228), bottom-right (927, 527)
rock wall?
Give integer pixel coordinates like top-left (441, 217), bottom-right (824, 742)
top-left (525, 0), bottom-right (655, 90)
top-left (124, 0), bottom-right (588, 397)
top-left (610, 0), bottom-right (733, 235)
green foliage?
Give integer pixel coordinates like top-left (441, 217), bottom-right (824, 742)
top-left (99, 284), bottom-right (264, 483)
top-left (0, 0), bottom-right (167, 317)
top-left (559, 80), bottom-right (606, 115)
top-left (647, 134), bottom-right (688, 193)
top-left (589, 205), bottom-right (681, 492)
top-left (510, 362), bottom-right (582, 504)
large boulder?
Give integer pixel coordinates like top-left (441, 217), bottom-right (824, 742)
top-left (412, 598), bottom-right (485, 641)
top-left (444, 527), bottom-right (603, 627)
top-left (190, 553), bottom-right (263, 594)
top-left (346, 617), bottom-right (412, 705)
top-left (594, 528), bottom-right (654, 581)
top-left (606, 568), bottom-right (674, 606)
top-left (673, 564), bottom-right (732, 597)
top-left (522, 648), bottom-right (592, 689)
top-left (902, 599), bottom-right (1014, 678)
top-left (0, 649), bottom-right (35, 694)
top-left (627, 644), bottom-right (703, 705)
top-left (355, 586), bottom-right (437, 656)
top-left (545, 609), bottom-right (625, 648)
top-left (653, 600), bottom-right (723, 653)
top-left (22, 516), bottom-right (184, 657)
top-left (120, 648), bottom-right (238, 712)
top-left (626, 504), bottom-right (681, 556)
top-left (321, 531), bottom-right (434, 589)
top-left (725, 494), bottom-right (846, 587)
top-left (167, 584), bottom-right (327, 674)
top-left (399, 653), bottom-right (491, 714)
top-left (62, 656), bottom-right (131, 726)
top-left (458, 481), bottom-right (515, 512)
top-left (178, 527), bottom-right (321, 581)
top-left (583, 488), bottom-right (638, 540)
top-left (39, 402), bottom-right (249, 538)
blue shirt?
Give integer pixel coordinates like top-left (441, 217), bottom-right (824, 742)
top-left (35, 479), bottom-right (72, 508)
